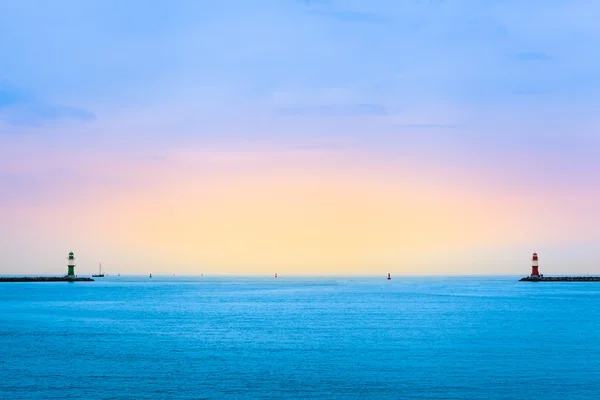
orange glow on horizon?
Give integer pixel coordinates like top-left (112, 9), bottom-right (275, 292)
top-left (2, 146), bottom-right (599, 275)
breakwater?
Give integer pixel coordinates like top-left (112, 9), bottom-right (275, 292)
top-left (520, 276), bottom-right (600, 282)
top-left (0, 277), bottom-right (94, 282)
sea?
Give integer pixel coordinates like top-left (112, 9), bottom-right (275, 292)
top-left (1, 275), bottom-right (599, 399)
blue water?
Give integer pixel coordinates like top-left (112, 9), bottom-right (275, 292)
top-left (1, 276), bottom-right (599, 399)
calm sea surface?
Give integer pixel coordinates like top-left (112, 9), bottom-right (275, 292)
top-left (1, 276), bottom-right (599, 399)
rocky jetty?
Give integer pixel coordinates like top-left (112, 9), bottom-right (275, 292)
top-left (0, 276), bottom-right (94, 282)
top-left (520, 276), bottom-right (600, 282)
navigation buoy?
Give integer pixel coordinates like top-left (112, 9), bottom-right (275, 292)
top-left (274, 273), bottom-right (278, 278)
top-left (531, 252), bottom-right (540, 277)
top-left (387, 273), bottom-right (391, 280)
top-left (149, 273), bottom-right (152, 278)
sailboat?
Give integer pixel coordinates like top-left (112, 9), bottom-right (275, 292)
top-left (92, 262), bottom-right (105, 277)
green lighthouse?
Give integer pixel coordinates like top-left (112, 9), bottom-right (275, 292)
top-left (67, 252), bottom-right (76, 277)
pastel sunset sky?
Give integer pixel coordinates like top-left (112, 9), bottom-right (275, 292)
top-left (1, 0), bottom-right (599, 275)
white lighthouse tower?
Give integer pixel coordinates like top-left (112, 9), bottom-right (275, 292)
top-left (67, 252), bottom-right (76, 278)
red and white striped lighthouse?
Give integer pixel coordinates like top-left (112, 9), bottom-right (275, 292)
top-left (531, 252), bottom-right (540, 277)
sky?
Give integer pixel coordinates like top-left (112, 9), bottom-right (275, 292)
top-left (1, 0), bottom-right (599, 275)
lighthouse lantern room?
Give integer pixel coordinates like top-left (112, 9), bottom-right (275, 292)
top-left (67, 252), bottom-right (76, 277)
top-left (530, 252), bottom-right (540, 277)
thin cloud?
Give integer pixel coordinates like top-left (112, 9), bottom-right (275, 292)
top-left (142, 155), bottom-right (168, 162)
top-left (393, 123), bottom-right (459, 129)
top-left (288, 143), bottom-right (346, 150)
top-left (514, 52), bottom-right (551, 61)
top-left (297, 0), bottom-right (330, 5)
top-left (308, 10), bottom-right (384, 23)
top-left (512, 88), bottom-right (545, 95)
top-left (0, 83), bottom-right (95, 126)
top-left (276, 103), bottom-right (388, 117)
